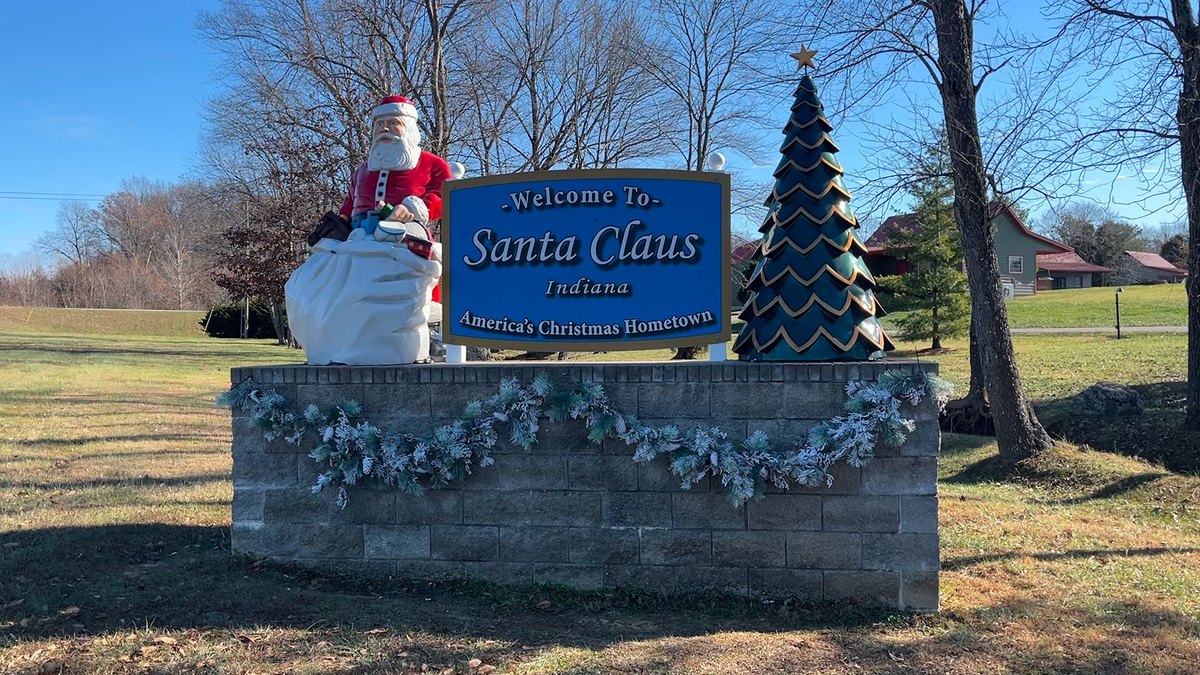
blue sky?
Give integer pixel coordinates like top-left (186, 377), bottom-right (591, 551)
top-left (0, 0), bottom-right (1184, 259)
top-left (0, 1), bottom-right (220, 256)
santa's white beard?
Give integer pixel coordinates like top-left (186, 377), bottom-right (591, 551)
top-left (367, 129), bottom-right (421, 172)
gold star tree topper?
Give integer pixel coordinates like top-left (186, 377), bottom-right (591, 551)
top-left (791, 44), bottom-right (817, 70)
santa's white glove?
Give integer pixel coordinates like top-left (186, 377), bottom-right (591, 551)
top-left (400, 196), bottom-right (430, 224)
top-left (375, 219), bottom-right (431, 244)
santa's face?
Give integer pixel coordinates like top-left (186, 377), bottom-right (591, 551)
top-left (368, 115), bottom-right (421, 172)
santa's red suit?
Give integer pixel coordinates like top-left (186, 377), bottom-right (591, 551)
top-left (337, 151), bottom-right (451, 223)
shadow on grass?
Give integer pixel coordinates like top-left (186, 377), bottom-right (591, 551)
top-left (943, 546), bottom-right (1200, 571)
top-left (0, 524), bottom-right (898, 648)
top-left (1035, 380), bottom-right (1197, 474)
top-left (1050, 472), bottom-right (1170, 505)
top-left (0, 473), bottom-right (227, 491)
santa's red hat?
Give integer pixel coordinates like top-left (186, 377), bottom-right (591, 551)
top-left (371, 95), bottom-right (418, 122)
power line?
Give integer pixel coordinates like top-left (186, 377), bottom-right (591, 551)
top-left (0, 190), bottom-right (108, 197)
top-left (0, 195), bottom-right (104, 202)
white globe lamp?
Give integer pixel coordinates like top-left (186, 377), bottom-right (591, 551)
top-left (449, 162), bottom-right (466, 180)
top-left (705, 152), bottom-right (726, 172)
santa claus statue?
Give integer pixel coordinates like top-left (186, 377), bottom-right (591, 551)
top-left (341, 95), bottom-right (451, 245)
top-left (284, 95), bottom-right (446, 365)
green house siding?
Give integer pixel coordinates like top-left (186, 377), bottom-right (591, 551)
top-left (991, 212), bottom-right (1040, 296)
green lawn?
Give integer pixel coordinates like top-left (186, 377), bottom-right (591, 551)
top-left (879, 284), bottom-right (1188, 330)
top-left (0, 306), bottom-right (209, 337)
top-left (1004, 284), bottom-right (1188, 328)
top-left (1, 327), bottom-right (1199, 673)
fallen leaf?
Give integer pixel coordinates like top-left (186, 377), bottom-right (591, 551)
top-left (59, 606), bottom-right (80, 616)
top-left (468, 658), bottom-right (483, 668)
top-left (140, 646), bottom-right (158, 655)
top-left (2, 542), bottom-right (18, 548)
top-left (364, 628), bottom-right (387, 635)
top-left (39, 659), bottom-right (63, 675)
top-left (2, 598), bottom-right (24, 609)
top-left (153, 636), bottom-right (177, 645)
top-left (535, 600), bottom-right (552, 610)
top-left (478, 666), bottom-right (496, 674)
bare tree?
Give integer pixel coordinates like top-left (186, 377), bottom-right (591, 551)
top-left (1053, 0), bottom-right (1200, 430)
top-left (36, 201), bottom-right (105, 266)
top-left (805, 0), bottom-right (1055, 461)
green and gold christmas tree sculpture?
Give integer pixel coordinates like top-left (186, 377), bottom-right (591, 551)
top-left (734, 46), bottom-right (894, 361)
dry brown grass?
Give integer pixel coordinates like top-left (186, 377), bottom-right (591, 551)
top-left (2, 331), bottom-right (1199, 674)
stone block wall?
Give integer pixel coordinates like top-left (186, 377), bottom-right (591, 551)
top-left (230, 361), bottom-right (940, 611)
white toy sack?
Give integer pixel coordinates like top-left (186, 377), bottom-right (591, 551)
top-left (285, 230), bottom-right (442, 365)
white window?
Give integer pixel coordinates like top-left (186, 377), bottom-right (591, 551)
top-left (1008, 255), bottom-right (1024, 274)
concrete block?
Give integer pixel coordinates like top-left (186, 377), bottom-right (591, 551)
top-left (822, 496), bottom-right (900, 532)
top-left (601, 384), bottom-right (639, 416)
top-left (677, 567), bottom-right (748, 595)
top-left (639, 383), bottom-right (710, 418)
top-left (463, 490), bottom-right (532, 525)
top-left (535, 563), bottom-right (604, 590)
top-left (499, 526), bottom-right (570, 562)
top-left (782, 382), bottom-right (846, 419)
top-left (396, 560), bottom-right (464, 580)
top-left (638, 460), bottom-right (709, 492)
top-left (745, 419), bottom-right (817, 447)
top-left (297, 524), bottom-right (364, 559)
top-left (861, 457), bottom-right (938, 495)
top-left (430, 383), bottom-right (501, 419)
top-left (901, 571), bottom-right (939, 611)
top-left (263, 487), bottom-right (332, 524)
top-left (745, 494), bottom-right (821, 530)
top-left (232, 417), bottom-right (299, 454)
top-left (899, 420), bottom-right (941, 457)
top-left (464, 561), bottom-right (533, 585)
top-left (233, 452), bottom-right (298, 488)
top-left (861, 533), bottom-right (939, 571)
top-left (603, 565), bottom-right (677, 594)
top-left (330, 489), bottom-right (397, 525)
top-left (603, 492), bottom-right (672, 527)
top-left (364, 525), bottom-right (430, 559)
top-left (464, 454), bottom-right (567, 491)
top-left (672, 493), bottom-right (745, 529)
top-left (786, 532), bottom-right (861, 569)
top-left (231, 522), bottom-right (297, 558)
top-left (569, 455), bottom-right (638, 491)
top-left (749, 568), bottom-right (822, 601)
top-left (713, 531), bottom-right (785, 567)
top-left (431, 525), bottom-right (498, 561)
top-left (532, 418), bottom-right (598, 454)
top-left (296, 384), bottom-right (364, 413)
top-left (232, 487), bottom-right (265, 523)
top-left (397, 490), bottom-right (463, 525)
top-left (710, 383), bottom-right (786, 419)
top-left (766, 462), bottom-right (860, 495)
top-left (569, 527), bottom-right (639, 564)
top-left (901, 496), bottom-right (939, 534)
top-left (640, 529), bottom-right (712, 566)
top-left (824, 570), bottom-right (900, 606)
top-left (532, 491), bottom-right (602, 526)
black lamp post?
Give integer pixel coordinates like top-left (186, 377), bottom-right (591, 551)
top-left (1115, 287), bottom-right (1124, 339)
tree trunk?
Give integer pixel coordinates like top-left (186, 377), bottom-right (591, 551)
top-left (672, 345), bottom-right (705, 360)
top-left (270, 303), bottom-right (288, 346)
top-left (968, 317), bottom-right (986, 396)
top-left (1172, 0), bottom-right (1200, 431)
top-left (931, 0), bottom-right (1052, 461)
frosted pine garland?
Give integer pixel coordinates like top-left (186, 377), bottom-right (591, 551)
top-left (220, 369), bottom-right (950, 507)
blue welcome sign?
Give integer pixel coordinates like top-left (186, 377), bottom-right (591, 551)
top-left (442, 169), bottom-right (731, 350)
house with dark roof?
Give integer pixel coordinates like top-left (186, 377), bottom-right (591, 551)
top-left (1035, 251), bottom-right (1115, 290)
top-left (1116, 251), bottom-right (1189, 285)
top-left (863, 202), bottom-right (1082, 296)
